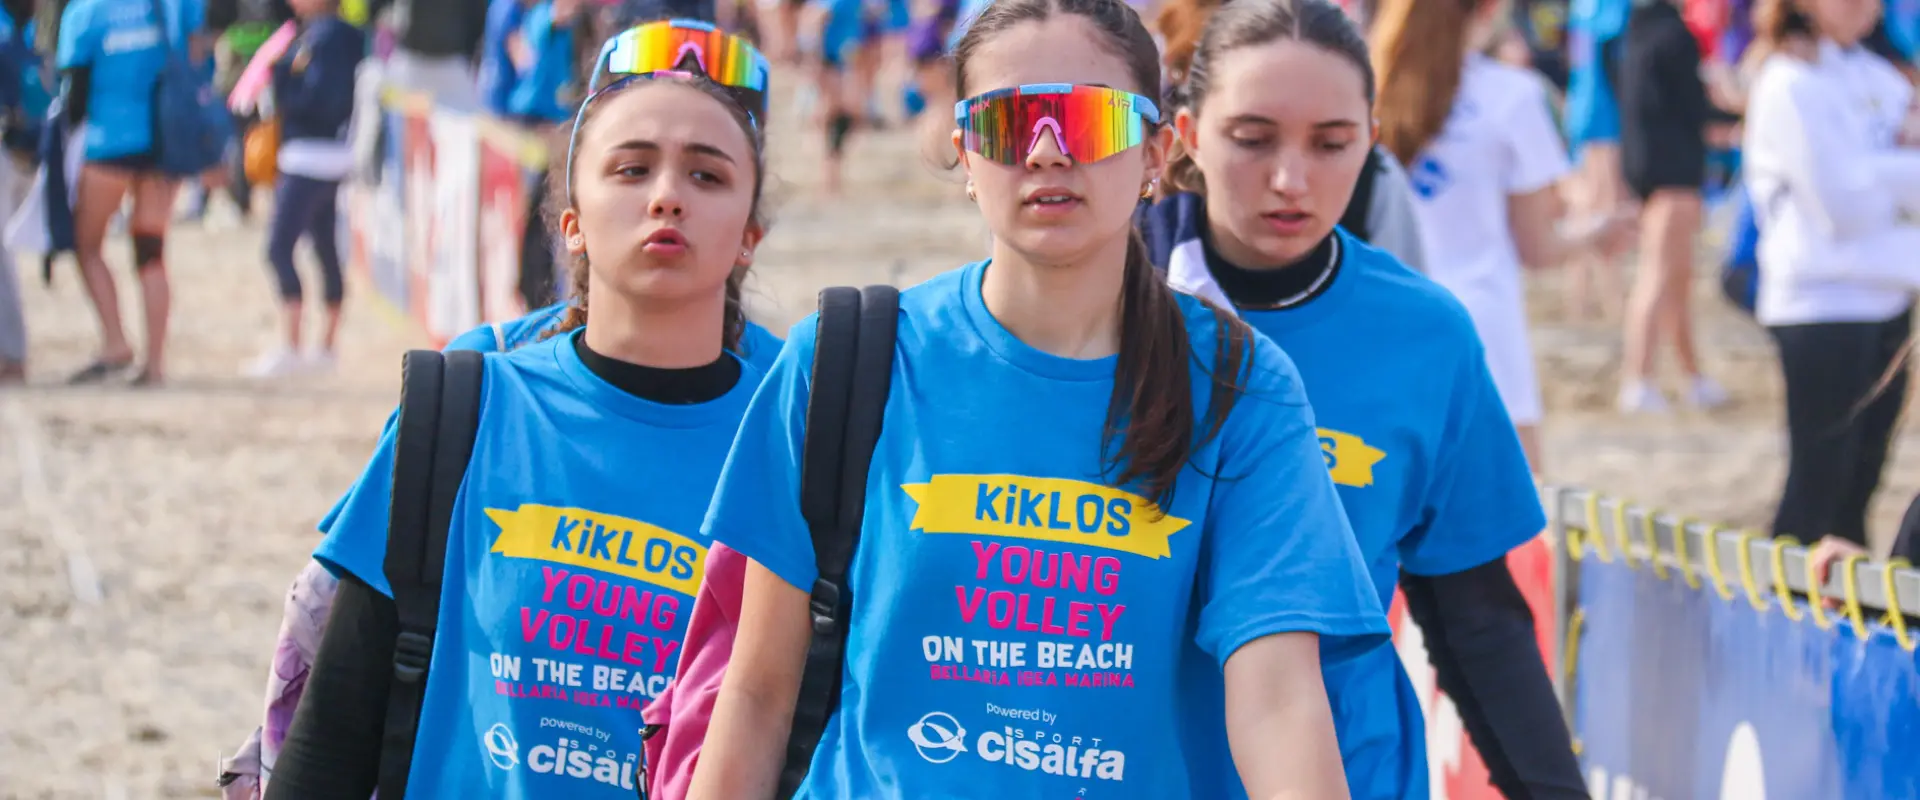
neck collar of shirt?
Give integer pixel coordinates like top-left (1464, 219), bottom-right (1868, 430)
top-left (1165, 222), bottom-right (1360, 332)
top-left (553, 328), bottom-right (757, 428)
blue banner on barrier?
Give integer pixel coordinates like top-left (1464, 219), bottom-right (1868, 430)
top-left (1574, 557), bottom-right (1920, 799)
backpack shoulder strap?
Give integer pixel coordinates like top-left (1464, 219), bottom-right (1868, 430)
top-left (778, 284), bottom-right (900, 798)
top-left (1340, 145), bottom-right (1381, 243)
top-left (379, 348), bottom-right (485, 800)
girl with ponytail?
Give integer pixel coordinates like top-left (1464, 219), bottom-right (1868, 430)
top-left (1137, 1), bottom-right (1587, 797)
top-left (691, 0), bottom-right (1386, 796)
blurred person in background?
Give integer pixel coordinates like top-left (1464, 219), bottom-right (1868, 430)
top-left (245, 0), bottom-right (363, 377)
top-left (1371, 0), bottom-right (1626, 473)
top-left (1613, 0), bottom-right (1736, 413)
top-left (1743, 0), bottom-right (1920, 550)
top-left (0, 0), bottom-right (34, 384)
top-left (1562, 0), bottom-right (1631, 321)
top-left (369, 0), bottom-right (485, 108)
top-left (55, 0), bottom-right (208, 386)
top-left (188, 0), bottom-right (291, 222)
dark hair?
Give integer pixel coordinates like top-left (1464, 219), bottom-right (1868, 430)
top-left (544, 76), bottom-right (769, 351)
top-left (1754, 0), bottom-right (1818, 55)
top-left (1162, 0), bottom-right (1373, 194)
top-left (950, 0), bottom-right (1254, 513)
top-left (1370, 0), bottom-right (1479, 165)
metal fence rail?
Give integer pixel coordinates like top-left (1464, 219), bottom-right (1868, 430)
top-left (1545, 486), bottom-right (1920, 720)
top-left (1549, 487), bottom-right (1920, 614)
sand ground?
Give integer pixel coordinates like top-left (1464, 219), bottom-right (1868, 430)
top-left (2, 93), bottom-right (1915, 798)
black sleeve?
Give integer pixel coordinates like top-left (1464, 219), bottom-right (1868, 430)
top-left (61, 65), bottom-right (87, 126)
top-left (1400, 560), bottom-right (1587, 800)
top-left (1654, 21), bottom-right (1714, 131)
top-left (264, 574), bottom-right (396, 800)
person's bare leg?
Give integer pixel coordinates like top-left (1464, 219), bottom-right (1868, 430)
top-left (129, 175), bottom-right (179, 384)
top-left (71, 165), bottom-right (135, 377)
top-left (321, 303), bottom-right (342, 353)
top-left (1660, 190), bottom-right (1706, 376)
top-left (1619, 188), bottom-right (1677, 412)
top-left (1516, 424), bottom-right (1544, 478)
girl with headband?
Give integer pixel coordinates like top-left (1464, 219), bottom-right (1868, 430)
top-left (690, 0), bottom-right (1386, 795)
top-left (264, 23), bottom-right (778, 798)
top-left (1135, 0), bottom-right (1586, 797)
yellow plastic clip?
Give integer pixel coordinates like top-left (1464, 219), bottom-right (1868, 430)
top-left (1841, 553), bottom-right (1870, 640)
top-left (1701, 524), bottom-right (1736, 600)
top-left (1613, 500), bottom-right (1639, 570)
top-left (1582, 494), bottom-right (1611, 563)
top-left (1671, 516), bottom-right (1701, 589)
top-left (1735, 531), bottom-right (1769, 612)
top-left (1568, 495), bottom-right (1591, 561)
top-left (1881, 558), bottom-right (1916, 651)
top-left (1804, 541), bottom-right (1835, 630)
top-left (1770, 536), bottom-right (1804, 621)
top-left (1641, 509), bottom-right (1668, 580)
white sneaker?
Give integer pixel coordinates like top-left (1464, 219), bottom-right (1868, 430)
top-left (304, 350), bottom-right (338, 375)
top-left (1616, 381), bottom-right (1669, 415)
top-left (246, 347), bottom-right (305, 378)
top-left (1686, 375), bottom-right (1730, 410)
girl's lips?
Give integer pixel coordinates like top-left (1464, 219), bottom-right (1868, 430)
top-left (1263, 211), bottom-right (1313, 235)
top-left (641, 229), bottom-right (688, 256)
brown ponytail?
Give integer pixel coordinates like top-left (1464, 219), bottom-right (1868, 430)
top-left (1108, 228), bottom-right (1252, 512)
top-left (1370, 0), bottom-right (1477, 166)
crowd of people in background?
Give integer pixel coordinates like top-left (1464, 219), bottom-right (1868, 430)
top-left (0, 0), bottom-right (1914, 793)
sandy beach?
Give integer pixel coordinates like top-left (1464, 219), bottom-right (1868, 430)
top-left (2, 92), bottom-right (1915, 798)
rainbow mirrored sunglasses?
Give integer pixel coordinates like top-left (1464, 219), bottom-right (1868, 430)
top-left (955, 83), bottom-right (1161, 166)
top-left (590, 18), bottom-right (770, 114)
top-left (564, 21), bottom-right (771, 193)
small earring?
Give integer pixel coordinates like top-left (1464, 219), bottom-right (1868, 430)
top-left (965, 182), bottom-right (977, 202)
top-left (1139, 183), bottom-right (1154, 200)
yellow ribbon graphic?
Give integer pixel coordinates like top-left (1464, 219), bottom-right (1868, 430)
top-left (486, 504), bottom-right (706, 596)
top-left (901, 474), bottom-right (1190, 559)
top-left (1319, 428), bottom-right (1386, 488)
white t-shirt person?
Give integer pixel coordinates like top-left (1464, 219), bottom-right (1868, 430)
top-left (1404, 53), bottom-right (1572, 426)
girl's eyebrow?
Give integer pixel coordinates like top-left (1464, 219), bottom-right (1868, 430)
top-left (607, 140), bottom-right (738, 164)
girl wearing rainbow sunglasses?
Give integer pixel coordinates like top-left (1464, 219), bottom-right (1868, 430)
top-left (262, 25), bottom-right (778, 799)
top-left (691, 0), bottom-right (1386, 797)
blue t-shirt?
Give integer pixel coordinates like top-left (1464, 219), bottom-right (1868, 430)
top-left (705, 260), bottom-right (1388, 798)
top-left (319, 303), bottom-right (784, 534)
top-left (56, 0), bottom-right (203, 159)
top-left (1563, 0), bottom-right (1628, 146)
top-left (478, 0), bottom-right (528, 117)
top-left (314, 330), bottom-right (760, 796)
top-left (506, 0), bottom-right (578, 124)
top-left (1142, 205), bottom-right (1545, 800)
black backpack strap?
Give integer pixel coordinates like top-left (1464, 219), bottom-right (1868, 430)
top-left (1339, 145), bottom-right (1381, 244)
top-left (778, 285), bottom-right (900, 798)
top-left (379, 348), bottom-right (485, 799)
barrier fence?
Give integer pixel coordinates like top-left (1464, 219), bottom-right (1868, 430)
top-left (345, 91), bottom-right (1920, 800)
top-left (345, 90), bottom-right (551, 348)
top-left (1551, 488), bottom-right (1920, 799)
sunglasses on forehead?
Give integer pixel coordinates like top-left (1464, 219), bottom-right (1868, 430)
top-left (564, 20), bottom-right (772, 194)
top-left (955, 83), bottom-right (1161, 166)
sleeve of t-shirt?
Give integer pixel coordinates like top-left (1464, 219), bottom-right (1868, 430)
top-left (1194, 336), bottom-right (1390, 667)
top-left (313, 422), bottom-right (401, 597)
top-left (54, 0), bottom-right (97, 68)
top-left (1502, 77), bottom-right (1572, 195)
top-left (1398, 337), bottom-right (1547, 576)
top-left (702, 315), bottom-right (819, 593)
